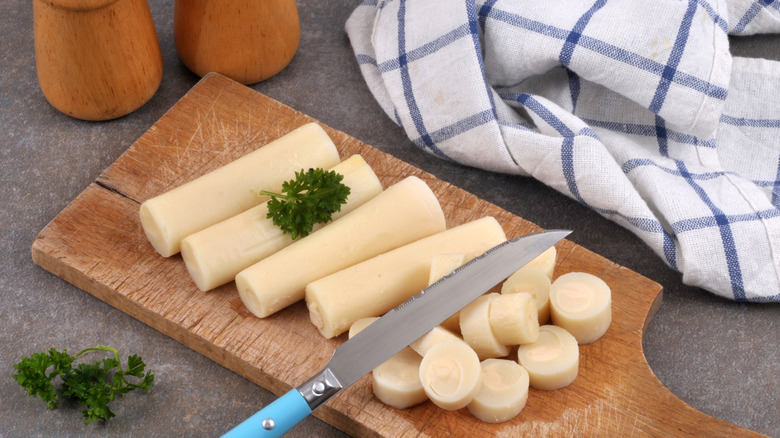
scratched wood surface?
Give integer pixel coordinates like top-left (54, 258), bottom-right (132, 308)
top-left (32, 73), bottom-right (759, 437)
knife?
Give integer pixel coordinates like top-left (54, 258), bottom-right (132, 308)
top-left (222, 229), bottom-right (571, 437)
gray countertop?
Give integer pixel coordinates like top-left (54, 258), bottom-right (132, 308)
top-left (2, 1), bottom-right (778, 437)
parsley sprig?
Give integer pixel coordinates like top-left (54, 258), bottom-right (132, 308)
top-left (259, 168), bottom-right (351, 239)
top-left (12, 345), bottom-right (154, 424)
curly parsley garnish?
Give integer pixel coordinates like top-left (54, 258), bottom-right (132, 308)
top-left (12, 345), bottom-right (154, 425)
top-left (259, 168), bottom-right (351, 239)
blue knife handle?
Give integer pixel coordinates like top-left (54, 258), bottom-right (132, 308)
top-left (221, 389), bottom-right (312, 438)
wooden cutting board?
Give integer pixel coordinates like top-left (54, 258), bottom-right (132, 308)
top-left (32, 73), bottom-right (758, 437)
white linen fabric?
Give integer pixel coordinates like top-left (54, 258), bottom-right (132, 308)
top-left (346, 0), bottom-right (780, 302)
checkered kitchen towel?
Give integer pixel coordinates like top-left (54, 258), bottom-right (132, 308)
top-left (346, 0), bottom-right (780, 302)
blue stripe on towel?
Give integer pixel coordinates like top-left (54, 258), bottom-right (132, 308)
top-left (721, 114), bottom-right (780, 128)
top-left (649, 1), bottom-right (698, 115)
top-left (487, 6), bottom-right (727, 100)
top-left (397, 0), bottom-right (448, 158)
top-left (732, 0), bottom-right (776, 34)
top-left (559, 0), bottom-right (606, 66)
top-left (675, 161), bottom-right (746, 301)
top-left (774, 158), bottom-right (780, 207)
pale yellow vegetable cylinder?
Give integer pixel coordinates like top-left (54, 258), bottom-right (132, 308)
top-left (349, 317), bottom-right (427, 409)
top-left (140, 123), bottom-right (340, 257)
top-left (236, 176), bottom-right (446, 318)
top-left (419, 340), bottom-right (482, 411)
top-left (372, 347), bottom-right (428, 410)
top-left (525, 245), bottom-right (557, 278)
top-left (409, 252), bottom-right (466, 354)
top-left (305, 217), bottom-right (507, 339)
top-left (549, 272), bottom-right (612, 344)
top-left (467, 359), bottom-right (530, 423)
top-left (428, 253), bottom-right (467, 285)
top-left (516, 325), bottom-right (579, 390)
top-left (459, 293), bottom-right (510, 360)
top-left (428, 253), bottom-right (466, 333)
top-left (180, 155), bottom-right (383, 291)
top-left (410, 326), bottom-right (464, 357)
top-left (488, 292), bottom-right (539, 345)
top-left (501, 267), bottom-right (552, 325)
top-left (348, 317), bottom-right (379, 339)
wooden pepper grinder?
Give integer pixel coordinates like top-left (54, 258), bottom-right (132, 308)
top-left (33, 0), bottom-right (163, 121)
top-left (174, 0), bottom-right (300, 85)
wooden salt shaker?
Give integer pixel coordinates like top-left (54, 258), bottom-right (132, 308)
top-left (33, 0), bottom-right (163, 121)
top-left (174, 0), bottom-right (300, 85)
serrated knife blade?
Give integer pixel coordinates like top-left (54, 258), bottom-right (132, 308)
top-left (222, 229), bottom-right (571, 437)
